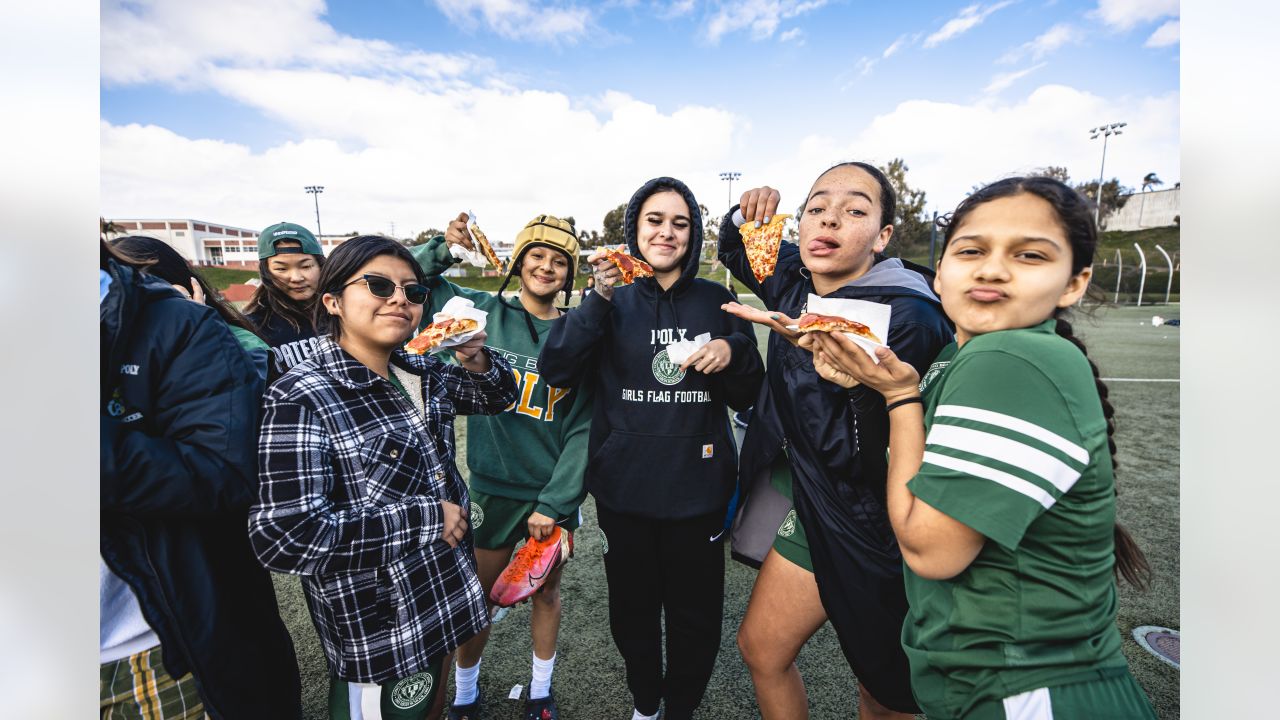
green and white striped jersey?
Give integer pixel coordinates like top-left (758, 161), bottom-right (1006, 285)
top-left (902, 319), bottom-right (1128, 719)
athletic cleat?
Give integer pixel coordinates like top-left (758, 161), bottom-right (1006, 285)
top-left (448, 689), bottom-right (482, 720)
top-left (489, 526), bottom-right (573, 607)
top-left (524, 691), bottom-right (559, 720)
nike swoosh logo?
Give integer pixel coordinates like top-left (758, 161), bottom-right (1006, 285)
top-left (708, 529), bottom-right (726, 542)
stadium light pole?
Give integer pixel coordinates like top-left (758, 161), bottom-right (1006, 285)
top-left (719, 171), bottom-right (741, 289)
top-left (1088, 122), bottom-right (1126, 227)
top-left (305, 185), bottom-right (325, 240)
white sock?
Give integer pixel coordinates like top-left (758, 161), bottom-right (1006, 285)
top-left (631, 708), bottom-right (659, 720)
top-left (453, 658), bottom-right (481, 706)
top-left (529, 651), bottom-right (556, 700)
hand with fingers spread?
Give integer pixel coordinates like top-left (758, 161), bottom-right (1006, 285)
top-left (680, 338), bottom-right (733, 375)
top-left (808, 330), bottom-right (920, 402)
top-left (444, 212), bottom-right (475, 251)
top-left (527, 511), bottom-right (556, 542)
top-left (440, 501), bottom-right (469, 547)
top-left (737, 186), bottom-right (782, 228)
top-left (586, 248), bottom-right (622, 302)
top-left (452, 330), bottom-right (492, 372)
top-left (721, 301), bottom-right (802, 346)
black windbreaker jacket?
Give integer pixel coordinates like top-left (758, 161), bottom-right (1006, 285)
top-left (719, 209), bottom-right (953, 714)
top-left (540, 178), bottom-right (764, 520)
top-left (100, 260), bottom-right (302, 719)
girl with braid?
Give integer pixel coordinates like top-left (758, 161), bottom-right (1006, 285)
top-left (805, 176), bottom-right (1155, 719)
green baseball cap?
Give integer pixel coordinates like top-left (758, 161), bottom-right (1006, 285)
top-left (258, 222), bottom-right (323, 259)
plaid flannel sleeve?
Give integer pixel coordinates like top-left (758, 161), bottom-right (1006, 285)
top-left (436, 347), bottom-right (518, 416)
top-left (249, 399), bottom-right (444, 575)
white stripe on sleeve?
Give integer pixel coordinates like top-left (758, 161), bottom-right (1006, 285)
top-left (926, 424), bottom-right (1083, 494)
top-left (933, 405), bottom-right (1088, 464)
top-left (921, 452), bottom-right (1056, 509)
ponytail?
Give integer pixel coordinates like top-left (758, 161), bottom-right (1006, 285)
top-left (1054, 314), bottom-right (1152, 590)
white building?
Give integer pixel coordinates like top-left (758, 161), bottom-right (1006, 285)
top-left (105, 219), bottom-right (355, 267)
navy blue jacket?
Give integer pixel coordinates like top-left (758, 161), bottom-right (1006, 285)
top-left (540, 178), bottom-right (764, 520)
top-left (100, 260), bottom-right (301, 719)
top-left (719, 209), bottom-right (953, 713)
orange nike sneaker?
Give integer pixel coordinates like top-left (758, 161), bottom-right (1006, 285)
top-left (489, 526), bottom-right (573, 607)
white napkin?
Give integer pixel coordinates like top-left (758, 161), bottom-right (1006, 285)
top-left (665, 332), bottom-right (712, 366)
top-left (793, 293), bottom-right (892, 363)
top-left (430, 297), bottom-right (488, 350)
top-left (447, 209), bottom-right (493, 269)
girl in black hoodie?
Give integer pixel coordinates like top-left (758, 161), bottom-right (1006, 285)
top-left (539, 177), bottom-right (764, 720)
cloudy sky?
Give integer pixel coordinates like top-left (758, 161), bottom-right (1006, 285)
top-left (101, 0), bottom-right (1179, 242)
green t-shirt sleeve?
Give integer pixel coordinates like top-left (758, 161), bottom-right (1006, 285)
top-left (409, 235), bottom-right (500, 328)
top-left (908, 350), bottom-right (1091, 551)
top-left (533, 380), bottom-right (593, 519)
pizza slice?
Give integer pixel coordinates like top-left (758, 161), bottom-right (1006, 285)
top-left (468, 218), bottom-right (505, 274)
top-left (405, 316), bottom-right (481, 354)
top-left (601, 245), bottom-right (655, 284)
top-left (796, 313), bottom-right (882, 344)
top-left (739, 213), bottom-right (791, 283)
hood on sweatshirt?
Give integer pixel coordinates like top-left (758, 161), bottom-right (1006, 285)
top-left (623, 176), bottom-right (704, 296)
top-left (843, 256), bottom-right (936, 298)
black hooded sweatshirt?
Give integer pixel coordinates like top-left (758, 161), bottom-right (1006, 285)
top-left (539, 178), bottom-right (764, 520)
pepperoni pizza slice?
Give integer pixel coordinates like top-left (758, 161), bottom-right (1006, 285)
top-left (601, 245), bottom-right (654, 284)
top-left (469, 218), bottom-right (505, 274)
top-left (405, 317), bottom-right (481, 354)
top-left (796, 313), bottom-right (882, 344)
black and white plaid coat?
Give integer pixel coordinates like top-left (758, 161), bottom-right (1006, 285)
top-left (249, 336), bottom-right (517, 683)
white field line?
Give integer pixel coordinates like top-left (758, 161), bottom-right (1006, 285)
top-left (1100, 378), bottom-right (1179, 383)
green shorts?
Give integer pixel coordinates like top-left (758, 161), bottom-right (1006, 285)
top-left (468, 488), bottom-right (581, 550)
top-left (769, 458), bottom-right (813, 573)
top-left (958, 667), bottom-right (1156, 720)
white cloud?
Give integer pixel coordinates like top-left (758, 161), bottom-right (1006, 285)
top-left (1091, 0), bottom-right (1177, 30)
top-left (984, 63), bottom-right (1046, 94)
top-left (432, 0), bottom-right (594, 43)
top-left (703, 0), bottom-right (830, 44)
top-left (780, 28), bottom-right (805, 44)
top-left (882, 35), bottom-right (909, 58)
top-left (658, 0), bottom-right (697, 19)
top-left (999, 23), bottom-right (1080, 63)
top-left (1144, 19), bottom-right (1179, 47)
top-left (923, 1), bottom-right (1015, 48)
top-left (102, 0), bottom-right (487, 88)
top-left (747, 84), bottom-right (1179, 218)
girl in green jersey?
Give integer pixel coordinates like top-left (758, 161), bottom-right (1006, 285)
top-left (804, 176), bottom-right (1156, 719)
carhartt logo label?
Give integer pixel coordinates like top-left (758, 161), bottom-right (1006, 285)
top-left (120, 364), bottom-right (139, 375)
top-left (702, 444), bottom-right (714, 459)
top-left (650, 349), bottom-right (685, 386)
top-left (390, 672), bottom-right (433, 709)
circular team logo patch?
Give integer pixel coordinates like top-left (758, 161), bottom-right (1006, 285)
top-left (390, 671), bottom-right (433, 709)
top-left (918, 360), bottom-right (950, 394)
top-left (651, 349), bottom-right (685, 386)
top-left (599, 528), bottom-right (609, 556)
top-left (469, 501), bottom-right (485, 529)
top-left (777, 509), bottom-right (798, 538)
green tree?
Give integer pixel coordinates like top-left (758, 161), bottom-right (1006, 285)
top-left (879, 158), bottom-right (929, 256)
top-left (602, 203), bottom-right (626, 247)
top-left (1074, 178), bottom-right (1133, 224)
top-left (1033, 166), bottom-right (1072, 183)
top-left (408, 229), bottom-right (442, 246)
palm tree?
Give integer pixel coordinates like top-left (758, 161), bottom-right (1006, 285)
top-left (100, 217), bottom-right (125, 240)
top-left (1137, 173), bottom-right (1164, 227)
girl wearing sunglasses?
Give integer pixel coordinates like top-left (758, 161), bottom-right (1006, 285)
top-left (411, 213), bottom-right (589, 720)
top-left (249, 235), bottom-right (519, 720)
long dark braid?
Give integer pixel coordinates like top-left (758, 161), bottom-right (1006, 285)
top-left (1054, 314), bottom-right (1151, 589)
top-left (945, 176), bottom-right (1151, 589)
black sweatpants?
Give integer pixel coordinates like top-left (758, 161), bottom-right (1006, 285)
top-left (596, 504), bottom-right (726, 720)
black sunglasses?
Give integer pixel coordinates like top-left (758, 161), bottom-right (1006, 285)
top-left (343, 274), bottom-right (430, 304)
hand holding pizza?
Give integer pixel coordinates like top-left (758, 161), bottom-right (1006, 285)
top-left (527, 511), bottom-right (556, 542)
top-left (738, 186), bottom-right (782, 227)
top-left (444, 212), bottom-right (475, 251)
top-left (803, 330), bottom-right (919, 402)
top-left (452, 330), bottom-right (492, 373)
top-left (679, 338), bottom-right (733, 374)
top-left (720, 301), bottom-right (802, 347)
top-left (586, 248), bottom-right (623, 301)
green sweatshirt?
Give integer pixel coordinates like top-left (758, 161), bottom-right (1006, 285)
top-left (410, 237), bottom-right (591, 520)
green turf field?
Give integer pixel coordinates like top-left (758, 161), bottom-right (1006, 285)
top-left (271, 299), bottom-right (1180, 719)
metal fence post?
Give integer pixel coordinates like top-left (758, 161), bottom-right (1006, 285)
top-left (1133, 243), bottom-right (1148, 308)
top-left (1114, 249), bottom-right (1123, 304)
top-left (1154, 244), bottom-right (1174, 304)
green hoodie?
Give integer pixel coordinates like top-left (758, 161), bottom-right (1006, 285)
top-left (410, 236), bottom-right (591, 520)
